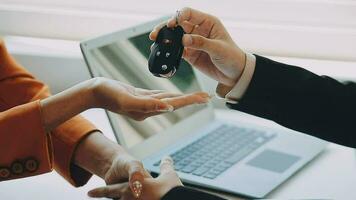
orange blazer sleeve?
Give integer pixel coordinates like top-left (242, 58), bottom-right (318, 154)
top-left (0, 100), bottom-right (52, 180)
top-left (0, 39), bottom-right (99, 186)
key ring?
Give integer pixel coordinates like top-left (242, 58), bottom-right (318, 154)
top-left (175, 10), bottom-right (181, 25)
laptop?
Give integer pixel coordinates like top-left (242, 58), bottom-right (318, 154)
top-left (80, 16), bottom-right (327, 198)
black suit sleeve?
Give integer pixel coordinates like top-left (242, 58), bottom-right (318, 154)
top-left (228, 55), bottom-right (356, 148)
top-left (162, 186), bottom-right (227, 200)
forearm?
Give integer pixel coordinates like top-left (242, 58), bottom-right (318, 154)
top-left (39, 78), bottom-right (126, 178)
top-left (40, 78), bottom-right (98, 132)
top-left (73, 131), bottom-right (126, 179)
top-left (230, 55), bottom-right (356, 147)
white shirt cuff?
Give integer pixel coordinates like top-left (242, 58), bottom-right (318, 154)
top-left (216, 53), bottom-right (256, 104)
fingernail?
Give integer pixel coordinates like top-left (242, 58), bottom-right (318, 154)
top-left (158, 105), bottom-right (174, 112)
top-left (200, 93), bottom-right (211, 98)
top-left (87, 190), bottom-right (96, 198)
top-left (132, 181), bottom-right (142, 198)
top-left (209, 93), bottom-right (216, 98)
top-left (199, 97), bottom-right (210, 104)
top-left (161, 156), bottom-right (174, 164)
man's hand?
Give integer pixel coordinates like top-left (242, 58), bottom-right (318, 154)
top-left (150, 7), bottom-right (246, 88)
top-left (88, 156), bottom-right (183, 200)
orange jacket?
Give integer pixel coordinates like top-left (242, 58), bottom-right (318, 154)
top-left (0, 39), bottom-right (98, 186)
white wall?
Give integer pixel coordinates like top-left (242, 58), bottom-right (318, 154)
top-left (1, 0), bottom-right (356, 62)
top-left (5, 36), bottom-right (91, 94)
top-left (2, 0), bottom-right (356, 96)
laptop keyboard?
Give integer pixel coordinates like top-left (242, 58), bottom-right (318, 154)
top-left (154, 124), bottom-right (276, 179)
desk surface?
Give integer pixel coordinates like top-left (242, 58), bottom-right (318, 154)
top-left (1, 109), bottom-right (355, 199)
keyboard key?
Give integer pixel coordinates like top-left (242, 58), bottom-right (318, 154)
top-left (203, 171), bottom-right (219, 179)
top-left (192, 166), bottom-right (211, 176)
top-left (181, 165), bottom-right (200, 173)
top-left (174, 161), bottom-right (187, 169)
top-left (216, 162), bottom-right (233, 170)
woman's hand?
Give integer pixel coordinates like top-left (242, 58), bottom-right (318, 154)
top-left (150, 7), bottom-right (246, 89)
top-left (74, 131), bottom-right (148, 198)
top-left (41, 77), bottom-right (210, 131)
top-left (90, 77), bottom-right (210, 121)
top-left (103, 152), bottom-right (150, 198)
top-left (88, 156), bottom-right (182, 200)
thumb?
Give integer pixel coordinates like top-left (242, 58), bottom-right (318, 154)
top-left (159, 156), bottom-right (175, 175)
top-left (157, 156), bottom-right (183, 189)
top-left (128, 161), bottom-right (146, 198)
top-left (182, 34), bottom-right (219, 54)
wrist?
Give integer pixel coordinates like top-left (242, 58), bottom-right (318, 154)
top-left (86, 77), bottom-right (120, 111)
top-left (220, 47), bottom-right (246, 87)
top-left (98, 147), bottom-right (133, 181)
top-left (231, 49), bottom-right (247, 85)
top-left (101, 151), bottom-right (122, 180)
top-left (85, 77), bottom-right (105, 109)
top-left (216, 50), bottom-right (247, 98)
top-left (103, 152), bottom-right (141, 185)
top-left (216, 83), bottom-right (234, 98)
top-left (74, 131), bottom-right (127, 179)
top-left (40, 79), bottom-right (98, 131)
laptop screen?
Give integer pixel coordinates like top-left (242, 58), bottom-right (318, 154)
top-left (88, 31), bottom-right (207, 148)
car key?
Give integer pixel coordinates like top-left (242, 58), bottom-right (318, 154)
top-left (148, 25), bottom-right (185, 78)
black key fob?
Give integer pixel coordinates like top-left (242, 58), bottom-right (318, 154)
top-left (148, 25), bottom-right (185, 78)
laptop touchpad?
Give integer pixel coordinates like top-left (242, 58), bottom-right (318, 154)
top-left (246, 149), bottom-right (301, 173)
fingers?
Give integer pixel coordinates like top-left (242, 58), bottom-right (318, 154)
top-left (135, 89), bottom-right (182, 100)
top-left (182, 34), bottom-right (218, 54)
top-left (127, 92), bottom-right (210, 120)
top-left (159, 156), bottom-right (175, 175)
top-left (149, 21), bottom-right (166, 41)
top-left (127, 96), bottom-right (173, 113)
top-left (150, 92), bottom-right (182, 99)
top-left (162, 92), bottom-right (210, 110)
top-left (157, 156), bottom-right (183, 187)
top-left (168, 7), bottom-right (211, 27)
top-left (150, 7), bottom-right (214, 41)
top-left (134, 88), bottom-right (165, 95)
top-left (180, 20), bottom-right (196, 34)
top-left (88, 183), bottom-right (127, 199)
top-left (127, 161), bottom-right (146, 198)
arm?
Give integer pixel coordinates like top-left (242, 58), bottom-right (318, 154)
top-left (150, 7), bottom-right (356, 148)
top-left (228, 55), bottom-right (356, 148)
top-left (0, 39), bottom-right (209, 190)
top-left (0, 40), bottom-right (95, 184)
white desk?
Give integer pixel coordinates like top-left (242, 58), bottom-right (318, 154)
top-left (1, 109), bottom-right (356, 199)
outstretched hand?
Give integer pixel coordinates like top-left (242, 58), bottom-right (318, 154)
top-left (91, 77), bottom-right (210, 121)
